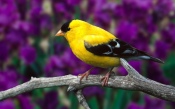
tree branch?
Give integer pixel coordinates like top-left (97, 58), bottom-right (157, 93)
top-left (75, 90), bottom-right (90, 109)
top-left (0, 58), bottom-right (174, 108)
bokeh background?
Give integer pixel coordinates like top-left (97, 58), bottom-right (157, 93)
top-left (0, 0), bottom-right (175, 109)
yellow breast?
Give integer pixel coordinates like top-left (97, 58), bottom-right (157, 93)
top-left (63, 20), bottom-right (120, 68)
top-left (69, 40), bottom-right (120, 68)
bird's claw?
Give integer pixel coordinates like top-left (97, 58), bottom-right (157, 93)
top-left (78, 71), bottom-right (90, 82)
top-left (78, 72), bottom-right (89, 81)
top-left (101, 72), bottom-right (110, 86)
top-left (78, 67), bottom-right (94, 83)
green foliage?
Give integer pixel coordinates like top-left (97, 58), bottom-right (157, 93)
top-left (104, 88), bottom-right (113, 109)
top-left (112, 89), bottom-right (133, 109)
top-left (162, 52), bottom-right (175, 85)
top-left (88, 96), bottom-right (99, 109)
top-left (69, 92), bottom-right (78, 109)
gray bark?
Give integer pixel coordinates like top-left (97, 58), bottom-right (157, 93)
top-left (0, 58), bottom-right (174, 109)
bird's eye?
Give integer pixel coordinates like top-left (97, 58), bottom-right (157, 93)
top-left (61, 20), bottom-right (71, 32)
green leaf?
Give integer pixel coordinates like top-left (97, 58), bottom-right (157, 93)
top-left (69, 92), bottom-right (78, 109)
top-left (48, 36), bottom-right (54, 56)
top-left (30, 63), bottom-right (40, 74)
top-left (20, 61), bottom-right (26, 74)
top-left (11, 55), bottom-right (20, 67)
top-left (112, 89), bottom-right (125, 109)
top-left (112, 89), bottom-right (133, 109)
top-left (172, 19), bottom-right (175, 23)
top-left (74, 6), bottom-right (80, 19)
top-left (104, 88), bottom-right (113, 109)
top-left (34, 105), bottom-right (42, 109)
top-left (88, 96), bottom-right (99, 109)
top-left (14, 99), bottom-right (21, 109)
top-left (138, 93), bottom-right (145, 105)
top-left (32, 89), bottom-right (44, 98)
top-left (162, 52), bottom-right (175, 85)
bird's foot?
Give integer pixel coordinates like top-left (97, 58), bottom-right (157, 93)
top-left (101, 72), bottom-right (111, 86)
top-left (78, 71), bottom-right (90, 81)
top-left (78, 67), bottom-right (94, 82)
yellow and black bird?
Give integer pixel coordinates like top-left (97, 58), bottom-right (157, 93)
top-left (55, 19), bottom-right (164, 86)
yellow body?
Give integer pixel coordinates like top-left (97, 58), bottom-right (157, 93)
top-left (64, 20), bottom-right (120, 68)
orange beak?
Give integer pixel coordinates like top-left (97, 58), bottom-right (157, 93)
top-left (55, 30), bottom-right (65, 36)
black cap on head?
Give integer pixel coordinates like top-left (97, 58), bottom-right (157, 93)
top-left (61, 20), bottom-right (71, 32)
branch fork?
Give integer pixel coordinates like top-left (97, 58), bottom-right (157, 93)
top-left (0, 58), bottom-right (174, 109)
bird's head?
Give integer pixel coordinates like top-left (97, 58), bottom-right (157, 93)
top-left (55, 19), bottom-right (89, 37)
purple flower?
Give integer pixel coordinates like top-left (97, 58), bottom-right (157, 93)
top-left (121, 0), bottom-right (152, 21)
top-left (144, 16), bottom-right (157, 34)
top-left (28, 7), bottom-right (42, 36)
top-left (29, 7), bottom-right (42, 21)
top-left (93, 0), bottom-right (117, 29)
top-left (53, 43), bottom-right (66, 55)
top-left (28, 1), bottom-right (52, 36)
top-left (15, 0), bottom-right (28, 19)
top-left (60, 49), bottom-right (78, 68)
top-left (114, 5), bottom-right (125, 19)
top-left (131, 35), bottom-right (149, 52)
top-left (87, 0), bottom-right (96, 14)
top-left (0, 0), bottom-right (19, 27)
top-left (52, 1), bottom-right (74, 20)
top-left (53, 3), bottom-right (67, 13)
top-left (144, 96), bottom-right (166, 109)
top-left (40, 14), bottom-right (53, 34)
top-left (12, 21), bottom-right (31, 34)
top-left (30, 0), bottom-right (43, 8)
top-left (19, 45), bottom-right (37, 65)
top-left (83, 86), bottom-right (104, 97)
top-left (17, 95), bottom-right (34, 109)
top-left (127, 95), bottom-right (166, 109)
top-left (155, 40), bottom-right (170, 59)
top-left (154, 0), bottom-right (175, 17)
top-left (161, 23), bottom-right (175, 48)
top-left (66, 0), bottom-right (81, 6)
top-left (0, 67), bottom-right (19, 91)
top-left (44, 55), bottom-right (65, 76)
top-left (128, 102), bottom-right (143, 109)
top-left (45, 46), bottom-right (103, 77)
top-left (94, 11), bottom-right (112, 29)
top-left (0, 41), bottom-right (9, 62)
top-left (147, 62), bottom-right (169, 84)
top-left (116, 20), bottom-right (139, 42)
top-left (123, 0), bottom-right (153, 10)
top-left (61, 49), bottom-right (98, 75)
top-left (0, 100), bottom-right (15, 109)
top-left (151, 0), bottom-right (175, 23)
top-left (38, 91), bottom-right (59, 109)
top-left (5, 29), bottom-right (28, 49)
top-left (118, 61), bottom-right (142, 75)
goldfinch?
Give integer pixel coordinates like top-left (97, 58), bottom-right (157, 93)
top-left (55, 19), bottom-right (164, 86)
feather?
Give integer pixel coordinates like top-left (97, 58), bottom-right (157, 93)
top-left (84, 39), bottom-right (164, 63)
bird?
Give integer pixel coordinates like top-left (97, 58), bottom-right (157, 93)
top-left (55, 19), bottom-right (164, 86)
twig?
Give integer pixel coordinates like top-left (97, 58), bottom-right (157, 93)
top-left (0, 58), bottom-right (174, 109)
top-left (75, 90), bottom-right (90, 109)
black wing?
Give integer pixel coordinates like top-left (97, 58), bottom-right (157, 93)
top-left (84, 39), bottom-right (147, 58)
top-left (84, 39), bottom-right (164, 63)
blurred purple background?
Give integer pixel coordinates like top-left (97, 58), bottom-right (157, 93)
top-left (0, 0), bottom-right (175, 109)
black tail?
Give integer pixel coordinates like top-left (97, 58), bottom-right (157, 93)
top-left (136, 50), bottom-right (164, 63)
top-left (149, 56), bottom-right (164, 63)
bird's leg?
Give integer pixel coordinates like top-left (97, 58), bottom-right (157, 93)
top-left (101, 68), bottom-right (114, 86)
top-left (79, 67), bottom-right (95, 81)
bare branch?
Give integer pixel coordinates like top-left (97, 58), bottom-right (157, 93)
top-left (120, 58), bottom-right (175, 101)
top-left (75, 90), bottom-right (90, 109)
top-left (0, 58), bottom-right (174, 108)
